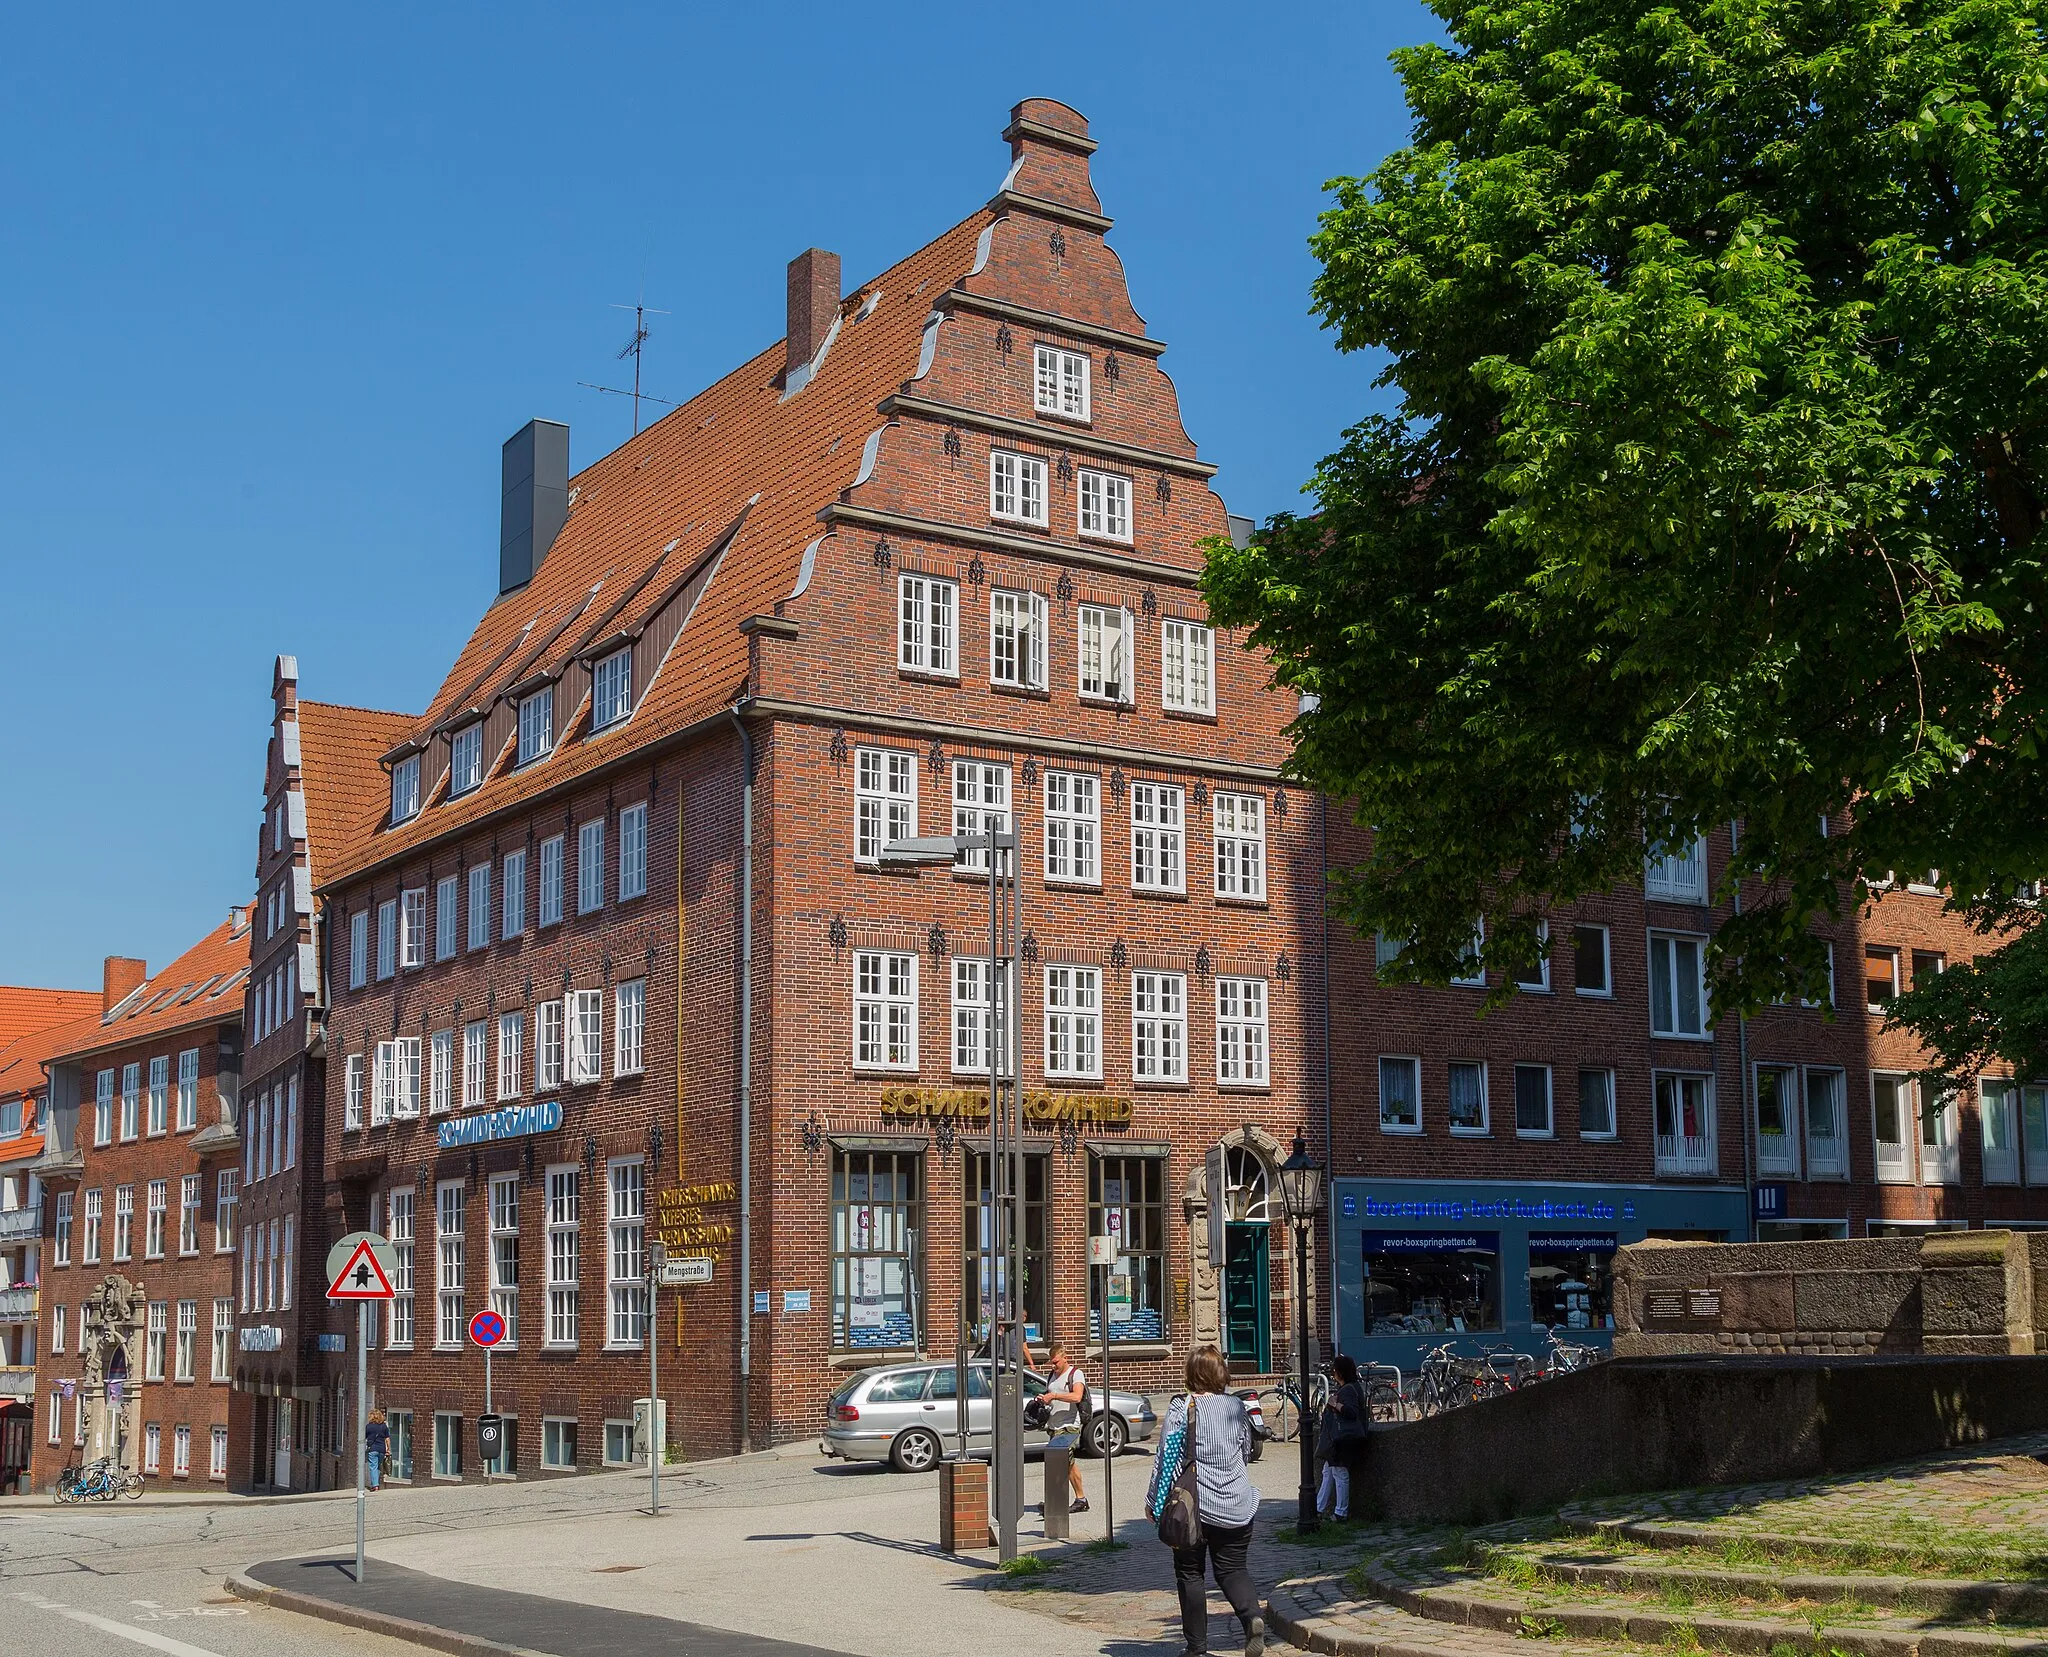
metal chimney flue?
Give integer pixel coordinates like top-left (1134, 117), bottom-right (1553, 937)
top-left (500, 419), bottom-right (570, 595)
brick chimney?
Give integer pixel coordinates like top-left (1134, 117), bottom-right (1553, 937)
top-left (102, 956), bottom-right (145, 1015)
top-left (785, 249), bottom-right (841, 387)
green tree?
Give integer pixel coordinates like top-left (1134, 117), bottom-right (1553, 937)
top-left (1204, 0), bottom-right (2048, 1040)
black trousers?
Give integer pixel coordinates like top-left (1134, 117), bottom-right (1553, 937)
top-left (1172, 1518), bottom-right (1258, 1653)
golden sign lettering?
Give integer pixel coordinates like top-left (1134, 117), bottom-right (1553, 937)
top-left (877, 1086), bottom-right (1133, 1128)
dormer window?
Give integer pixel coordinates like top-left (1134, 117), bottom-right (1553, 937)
top-left (517, 688), bottom-right (554, 766)
top-left (390, 756), bottom-right (421, 825)
top-left (1033, 345), bottom-right (1089, 421)
top-left (592, 648), bottom-right (633, 731)
top-left (450, 724), bottom-right (484, 795)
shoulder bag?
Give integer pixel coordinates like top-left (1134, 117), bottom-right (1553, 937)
top-left (1155, 1397), bottom-right (1203, 1549)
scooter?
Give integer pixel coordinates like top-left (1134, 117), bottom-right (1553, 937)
top-left (1235, 1388), bottom-right (1267, 1461)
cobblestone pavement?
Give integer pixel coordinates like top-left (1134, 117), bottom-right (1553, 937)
top-left (1566, 1430), bottom-right (2048, 1552)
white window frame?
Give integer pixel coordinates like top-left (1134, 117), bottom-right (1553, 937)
top-left (1215, 977), bottom-right (1269, 1087)
top-left (854, 748), bottom-right (917, 866)
top-left (400, 887), bottom-right (427, 969)
top-left (114, 1184), bottom-right (134, 1262)
top-left (1043, 770), bottom-right (1099, 885)
top-left (148, 1056), bottom-right (168, 1136)
top-left (450, 723), bottom-right (484, 795)
top-left (951, 957), bottom-right (991, 1075)
top-left (1032, 343), bottom-right (1089, 420)
top-left (430, 1028), bottom-right (453, 1114)
top-left (1982, 1080), bottom-right (2022, 1186)
top-left (618, 803), bottom-right (648, 902)
top-left (376, 900), bottom-right (397, 981)
top-left (388, 1188), bottom-right (415, 1347)
top-left (1044, 964), bottom-right (1102, 1080)
top-left (1213, 792), bottom-right (1266, 901)
top-left (1573, 923), bottom-right (1612, 997)
top-left (1379, 1055), bottom-right (1422, 1134)
top-left (145, 1179), bottom-right (167, 1260)
top-left (568, 990), bottom-right (603, 1085)
top-left (121, 1063), bottom-right (139, 1140)
top-left (592, 647), bottom-right (633, 731)
top-left (1132, 971), bottom-right (1187, 1084)
top-left (989, 588), bottom-right (1048, 688)
top-left (1447, 1060), bottom-right (1490, 1136)
top-left (546, 1166), bottom-right (579, 1349)
top-left (990, 450), bottom-right (1048, 527)
top-left (179, 1174), bottom-right (200, 1255)
top-left (1644, 833), bottom-right (1709, 903)
top-left (1513, 920), bottom-right (1552, 993)
top-left (1130, 782), bottom-right (1185, 894)
top-left (502, 847), bottom-right (527, 938)
top-left (1161, 619), bottom-right (1214, 715)
top-left (538, 835), bottom-right (564, 926)
top-left (345, 1053), bottom-right (364, 1131)
top-left (468, 862), bottom-right (491, 951)
top-left (853, 951), bottom-right (918, 1072)
top-left (489, 1172), bottom-right (519, 1346)
top-left (498, 1012), bottom-right (524, 1100)
top-left (177, 1047), bottom-right (199, 1130)
top-left (606, 1157), bottom-right (646, 1350)
top-left (463, 1020), bottom-right (488, 1108)
top-left (436, 1181), bottom-right (465, 1349)
top-left (898, 573), bottom-right (958, 677)
top-left (1076, 604), bottom-right (1133, 703)
top-left (615, 978), bottom-right (645, 1076)
top-left (390, 755), bottom-right (421, 824)
top-left (1513, 1063), bottom-right (1555, 1137)
top-left (1076, 467), bottom-right (1131, 542)
top-left (211, 1298), bottom-right (232, 1381)
top-left (1755, 1063), bottom-right (1801, 1177)
top-left (349, 910), bottom-right (368, 990)
top-left (537, 999), bottom-right (564, 1091)
top-left (435, 874), bottom-right (460, 961)
top-left (83, 1188), bottom-right (102, 1264)
top-left (951, 760), bottom-right (1011, 873)
top-left (214, 1171), bottom-right (236, 1254)
top-left (517, 687), bottom-right (554, 766)
top-left (1578, 1067), bottom-right (1618, 1139)
top-left (1804, 1065), bottom-right (1849, 1179)
top-left (1649, 930), bottom-right (1711, 1038)
top-left (577, 820), bottom-right (605, 915)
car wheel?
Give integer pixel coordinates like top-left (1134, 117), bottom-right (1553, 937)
top-left (890, 1428), bottom-right (942, 1473)
top-left (1087, 1414), bottom-right (1127, 1459)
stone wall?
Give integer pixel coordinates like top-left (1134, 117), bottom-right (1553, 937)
top-left (1612, 1231), bottom-right (2048, 1358)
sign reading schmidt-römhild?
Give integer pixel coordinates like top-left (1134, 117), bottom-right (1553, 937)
top-left (437, 1099), bottom-right (563, 1149)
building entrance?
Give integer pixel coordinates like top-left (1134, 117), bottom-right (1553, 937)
top-left (1222, 1224), bottom-right (1270, 1372)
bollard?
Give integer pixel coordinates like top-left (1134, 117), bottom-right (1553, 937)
top-left (940, 1457), bottom-right (990, 1554)
top-left (1043, 1441), bottom-right (1071, 1541)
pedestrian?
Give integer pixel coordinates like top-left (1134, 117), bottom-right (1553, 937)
top-left (1042, 1340), bottom-right (1090, 1513)
top-left (1316, 1355), bottom-right (1369, 1522)
top-left (1146, 1344), bottom-right (1263, 1657)
top-left (365, 1409), bottom-right (389, 1491)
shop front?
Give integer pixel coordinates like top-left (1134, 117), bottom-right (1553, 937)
top-left (1329, 1177), bottom-right (1748, 1373)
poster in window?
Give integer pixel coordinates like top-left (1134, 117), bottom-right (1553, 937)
top-left (1107, 1260), bottom-right (1133, 1326)
top-left (852, 1204), bottom-right (873, 1251)
top-left (851, 1257), bottom-right (886, 1327)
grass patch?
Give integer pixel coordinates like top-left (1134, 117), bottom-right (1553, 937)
top-left (1662, 1621), bottom-right (1704, 1653)
top-left (1083, 1538), bottom-right (1129, 1555)
top-left (997, 1554), bottom-right (1054, 1580)
top-left (1517, 1615), bottom-right (1567, 1640)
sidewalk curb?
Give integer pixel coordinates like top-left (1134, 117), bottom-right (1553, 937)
top-left (225, 1567), bottom-right (550, 1657)
top-left (3, 1491), bottom-right (356, 1513)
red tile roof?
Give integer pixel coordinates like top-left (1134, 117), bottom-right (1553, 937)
top-left (0, 986), bottom-right (99, 1051)
top-left (321, 206), bottom-right (995, 885)
top-left (298, 700), bottom-right (414, 881)
top-left (0, 1012), bottom-right (98, 1105)
top-left (49, 918), bottom-right (251, 1063)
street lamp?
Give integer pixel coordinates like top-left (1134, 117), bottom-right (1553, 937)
top-left (884, 827), bottom-right (1024, 1562)
top-left (1277, 1134), bottom-right (1325, 1535)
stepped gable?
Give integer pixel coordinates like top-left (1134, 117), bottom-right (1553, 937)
top-left (48, 917), bottom-right (251, 1061)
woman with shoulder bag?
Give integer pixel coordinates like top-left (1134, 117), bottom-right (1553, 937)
top-left (1145, 1345), bottom-right (1263, 1657)
top-left (1316, 1355), bottom-right (1368, 1521)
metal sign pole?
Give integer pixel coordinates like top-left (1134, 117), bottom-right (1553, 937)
top-left (649, 1262), bottom-right (660, 1517)
top-left (1101, 1260), bottom-right (1113, 1542)
top-left (355, 1300), bottom-right (368, 1584)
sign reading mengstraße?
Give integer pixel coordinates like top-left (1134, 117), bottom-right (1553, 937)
top-left (878, 1086), bottom-right (1133, 1127)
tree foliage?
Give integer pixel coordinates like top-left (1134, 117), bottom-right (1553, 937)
top-left (1204, 0), bottom-right (2048, 1017)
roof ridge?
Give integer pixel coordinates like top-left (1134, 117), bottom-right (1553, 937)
top-left (300, 699), bottom-right (415, 722)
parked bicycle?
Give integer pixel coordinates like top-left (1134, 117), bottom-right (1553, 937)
top-left (1540, 1327), bottom-right (1604, 1377)
top-left (52, 1456), bottom-right (139, 1503)
top-left (1255, 1364), bottom-right (1331, 1443)
top-left (1360, 1362), bottom-right (1408, 1424)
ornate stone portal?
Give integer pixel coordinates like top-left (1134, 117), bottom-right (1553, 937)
top-left (1183, 1127), bottom-right (1300, 1361)
top-left (79, 1273), bottom-right (145, 1472)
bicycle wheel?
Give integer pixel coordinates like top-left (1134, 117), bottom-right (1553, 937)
top-left (122, 1472), bottom-right (144, 1499)
top-left (1257, 1387), bottom-right (1298, 1442)
top-left (1365, 1379), bottom-right (1403, 1423)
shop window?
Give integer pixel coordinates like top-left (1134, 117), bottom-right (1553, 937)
top-left (1872, 1073), bottom-right (1914, 1182)
top-left (1362, 1231), bottom-right (1501, 1335)
top-left (1089, 1154), bottom-right (1167, 1343)
top-left (433, 1411), bottom-right (463, 1479)
top-left (542, 1418), bottom-right (578, 1470)
top-left (964, 1153), bottom-right (1048, 1344)
top-left (1527, 1234), bottom-right (1615, 1330)
top-left (832, 1147), bottom-right (922, 1351)
top-left (1756, 1064), bottom-right (1799, 1176)
top-left (386, 1410), bottom-right (414, 1481)
top-left (1378, 1056), bottom-right (1420, 1134)
top-left (1577, 1069), bottom-right (1615, 1139)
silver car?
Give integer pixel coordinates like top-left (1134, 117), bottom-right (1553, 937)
top-left (820, 1359), bottom-right (1159, 1473)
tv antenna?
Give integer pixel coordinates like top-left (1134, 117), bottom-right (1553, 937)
top-left (579, 296), bottom-right (675, 436)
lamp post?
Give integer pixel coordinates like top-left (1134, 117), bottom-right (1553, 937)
top-left (1276, 1134), bottom-right (1325, 1536)
top-left (883, 826), bottom-right (1022, 1561)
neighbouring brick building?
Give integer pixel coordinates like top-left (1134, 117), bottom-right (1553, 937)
top-left (29, 927), bottom-right (250, 1490)
top-left (0, 984), bottom-right (102, 1491)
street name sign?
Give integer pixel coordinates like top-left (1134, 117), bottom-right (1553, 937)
top-left (657, 1257), bottom-right (713, 1287)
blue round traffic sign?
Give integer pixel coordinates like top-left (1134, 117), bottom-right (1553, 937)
top-left (469, 1309), bottom-right (506, 1348)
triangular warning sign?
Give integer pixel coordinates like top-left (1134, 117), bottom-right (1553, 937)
top-left (326, 1238), bottom-right (396, 1301)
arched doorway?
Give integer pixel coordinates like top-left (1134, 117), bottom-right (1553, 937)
top-left (1217, 1145), bottom-right (1275, 1373)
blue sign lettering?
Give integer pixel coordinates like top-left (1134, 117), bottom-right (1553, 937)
top-left (436, 1099), bottom-right (563, 1149)
top-left (1356, 1194), bottom-right (1619, 1224)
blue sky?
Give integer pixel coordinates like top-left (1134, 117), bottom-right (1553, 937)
top-left (0, 2), bottom-right (1429, 988)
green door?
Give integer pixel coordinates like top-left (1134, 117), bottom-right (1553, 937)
top-left (1222, 1222), bottom-right (1271, 1372)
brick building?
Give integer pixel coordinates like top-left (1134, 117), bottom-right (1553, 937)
top-left (237, 656), bottom-right (411, 1490)
top-left (30, 927), bottom-right (250, 1490)
top-left (1323, 824), bottom-right (2048, 1370)
top-left (0, 985), bottom-right (101, 1490)
top-left (303, 99), bottom-right (1322, 1475)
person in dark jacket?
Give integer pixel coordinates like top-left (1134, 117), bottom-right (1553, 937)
top-left (1315, 1355), bottom-right (1368, 1520)
top-left (365, 1410), bottom-right (390, 1490)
